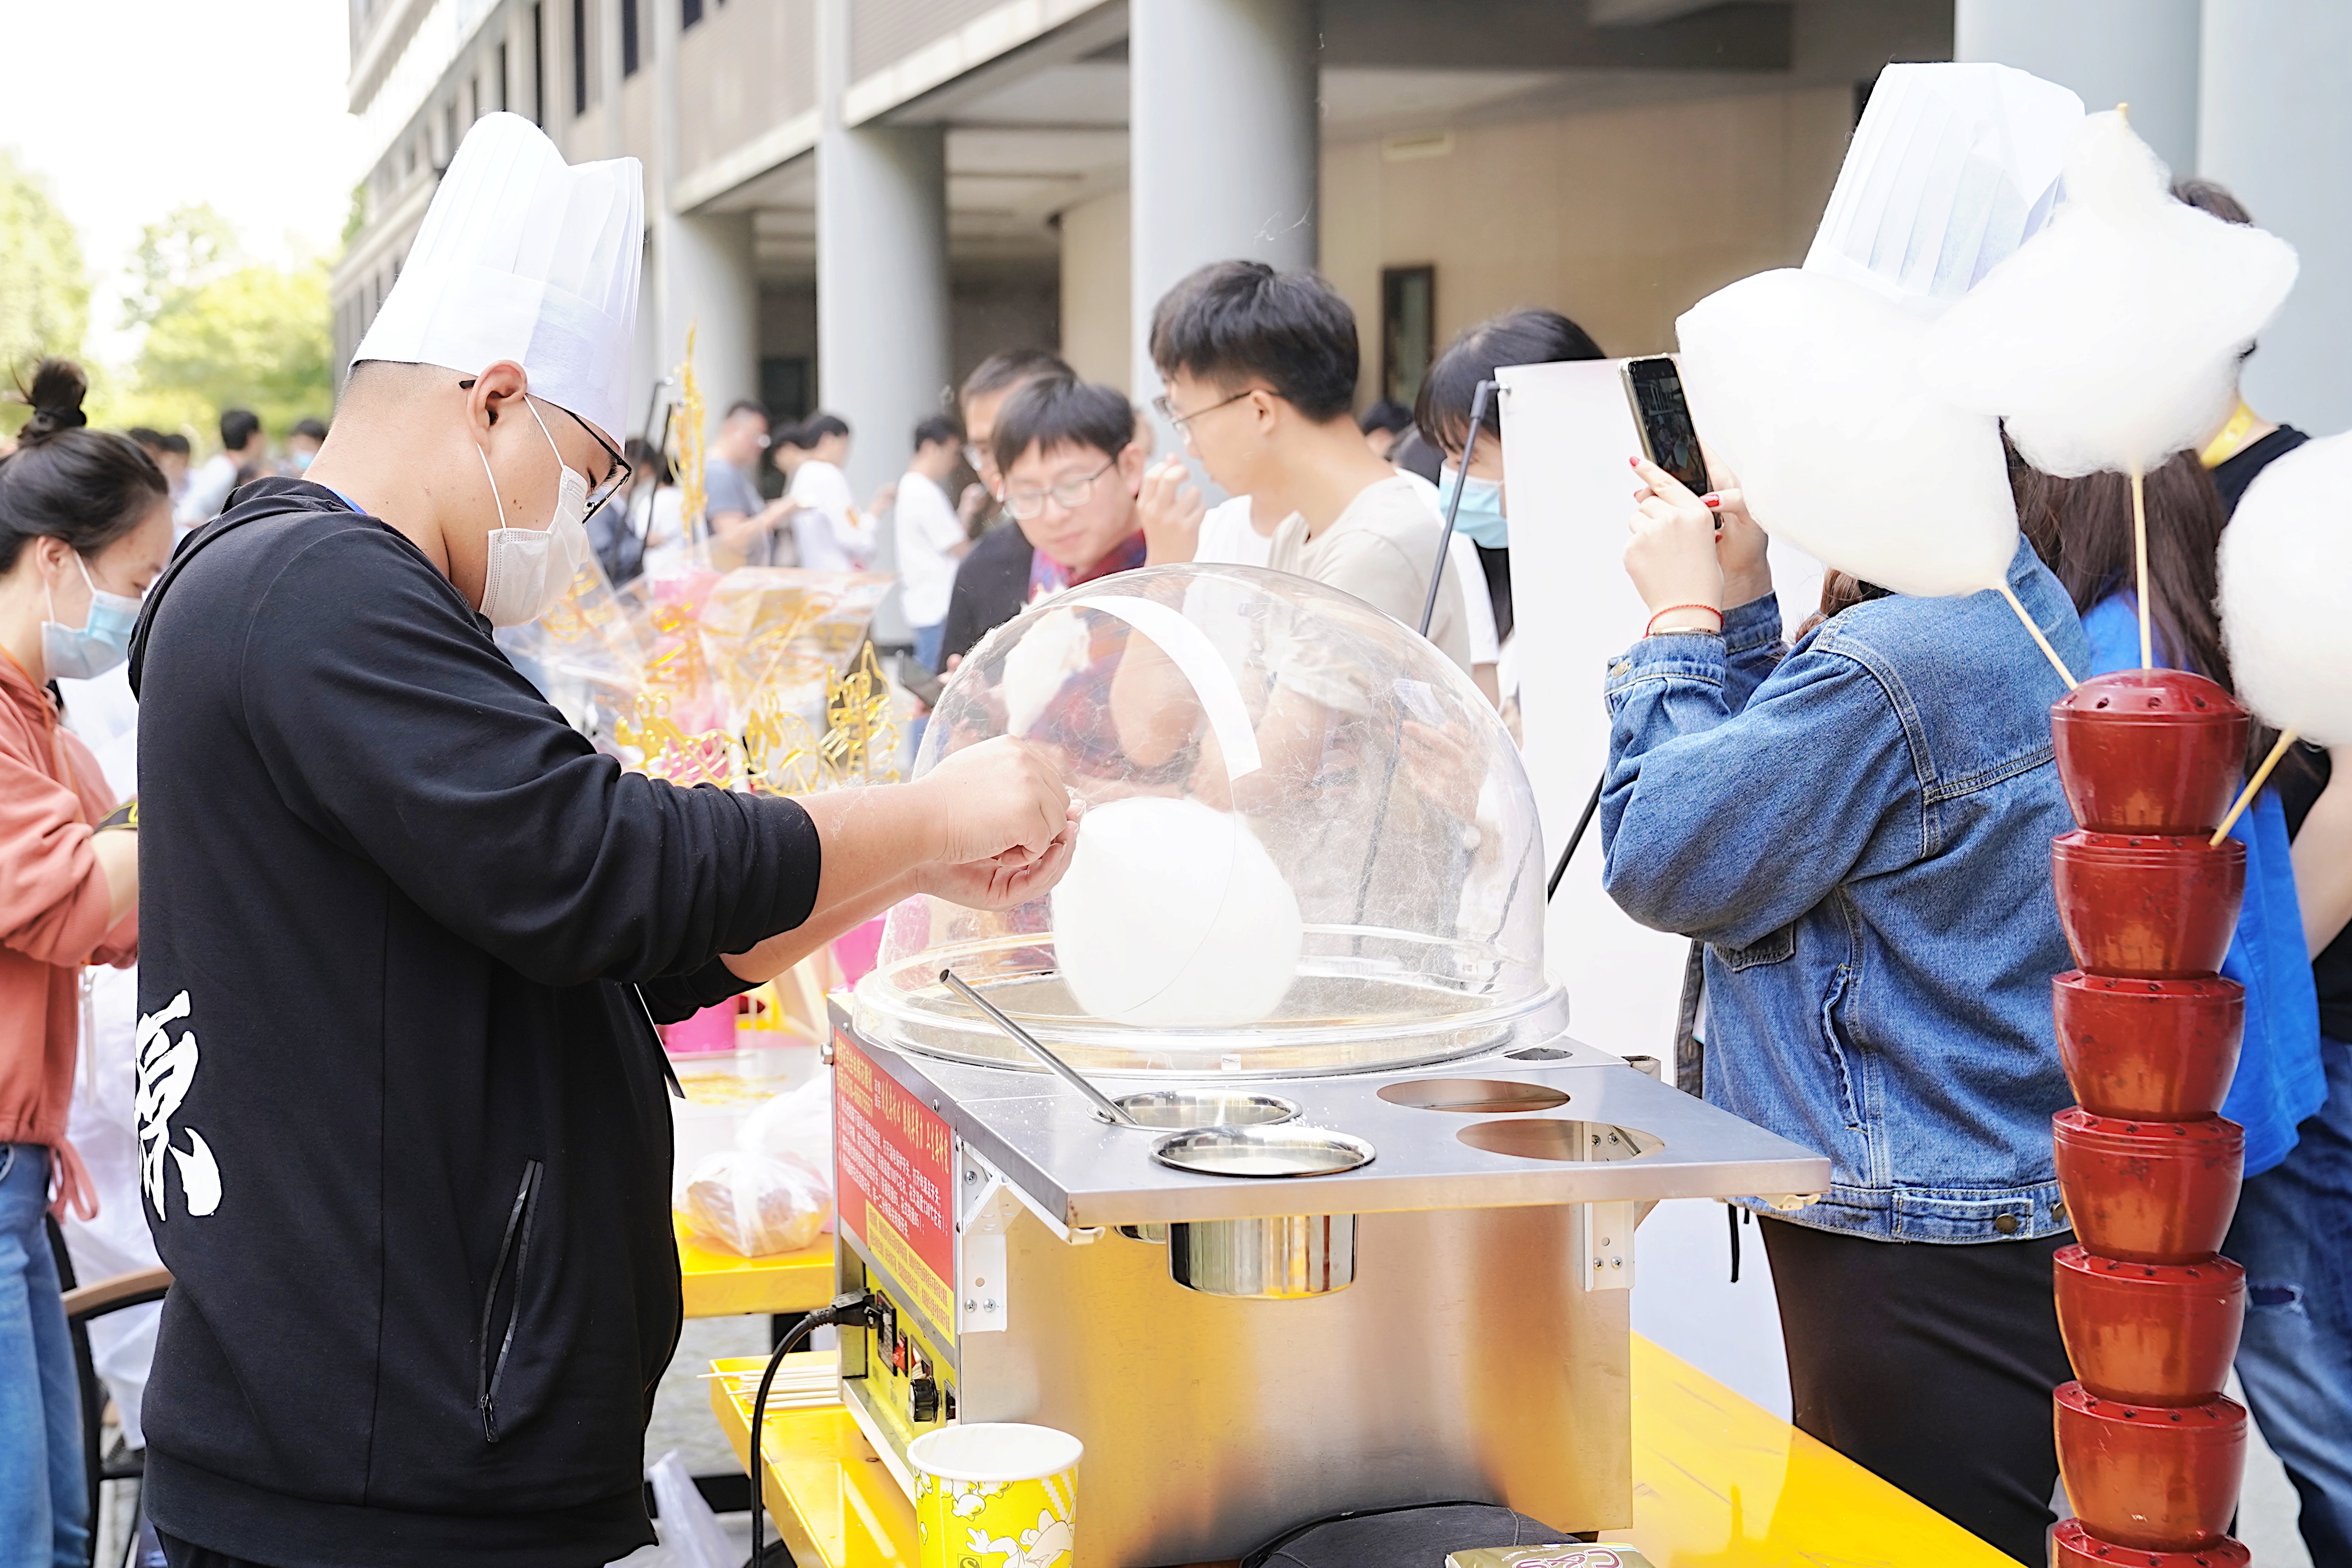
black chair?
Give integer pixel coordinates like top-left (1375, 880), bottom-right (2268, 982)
top-left (46, 1217), bottom-right (171, 1568)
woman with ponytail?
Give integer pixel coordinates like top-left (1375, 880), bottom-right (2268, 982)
top-left (0, 358), bottom-right (166, 1567)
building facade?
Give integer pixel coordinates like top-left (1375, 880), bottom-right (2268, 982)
top-left (334, 0), bottom-right (2352, 499)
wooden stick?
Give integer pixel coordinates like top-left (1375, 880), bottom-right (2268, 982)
top-left (2212, 728), bottom-right (2298, 845)
top-left (1998, 582), bottom-right (2079, 689)
top-left (2131, 464), bottom-right (2153, 669)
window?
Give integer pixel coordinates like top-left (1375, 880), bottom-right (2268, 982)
top-left (530, 4), bottom-right (545, 124)
top-left (572, 0), bottom-right (589, 115)
top-left (621, 0), bottom-right (639, 76)
top-left (495, 43), bottom-right (508, 111)
top-left (1381, 265), bottom-right (1436, 409)
top-left (681, 0), bottom-right (702, 25)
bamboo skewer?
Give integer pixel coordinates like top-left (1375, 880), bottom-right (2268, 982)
top-left (1998, 582), bottom-right (2079, 689)
top-left (2211, 729), bottom-right (2298, 845)
top-left (2132, 464), bottom-right (2154, 670)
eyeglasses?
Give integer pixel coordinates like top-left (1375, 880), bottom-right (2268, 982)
top-left (1151, 387), bottom-right (1256, 435)
top-left (544, 398), bottom-right (633, 513)
top-left (1003, 459), bottom-right (1116, 521)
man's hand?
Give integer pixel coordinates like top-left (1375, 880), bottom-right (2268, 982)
top-left (957, 482), bottom-right (993, 532)
top-left (1137, 456), bottom-right (1205, 566)
top-left (912, 736), bottom-right (1072, 866)
top-left (915, 795), bottom-right (1082, 909)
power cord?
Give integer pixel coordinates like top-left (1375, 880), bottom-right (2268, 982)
top-left (747, 1290), bottom-right (883, 1566)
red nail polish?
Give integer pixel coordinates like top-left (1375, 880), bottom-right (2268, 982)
top-left (1703, 495), bottom-right (1721, 507)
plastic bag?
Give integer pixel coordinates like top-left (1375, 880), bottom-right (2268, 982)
top-left (676, 1148), bottom-right (832, 1258)
top-left (739, 1073), bottom-right (833, 1166)
top-left (644, 1449), bottom-right (737, 1568)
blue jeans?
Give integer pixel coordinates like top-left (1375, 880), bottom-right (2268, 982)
top-left (0, 1144), bottom-right (86, 1568)
top-left (2229, 1037), bottom-right (2352, 1565)
top-left (912, 620), bottom-right (945, 675)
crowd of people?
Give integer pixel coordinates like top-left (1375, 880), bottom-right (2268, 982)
top-left (0, 132), bottom-right (2346, 1568)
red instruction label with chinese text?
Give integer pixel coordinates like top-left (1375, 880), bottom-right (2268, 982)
top-left (834, 1030), bottom-right (957, 1334)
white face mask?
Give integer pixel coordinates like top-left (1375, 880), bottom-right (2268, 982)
top-left (476, 399), bottom-right (594, 627)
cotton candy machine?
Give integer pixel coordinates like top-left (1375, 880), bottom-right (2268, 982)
top-left (828, 565), bottom-right (1828, 1564)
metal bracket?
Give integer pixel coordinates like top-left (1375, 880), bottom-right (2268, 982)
top-left (1580, 1199), bottom-right (1636, 1292)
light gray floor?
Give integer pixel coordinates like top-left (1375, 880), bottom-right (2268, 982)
top-left (1631, 1196), bottom-right (2312, 1567)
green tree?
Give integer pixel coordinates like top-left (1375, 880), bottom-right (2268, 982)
top-left (124, 260), bottom-right (334, 438)
top-left (122, 204), bottom-right (240, 331)
top-left (0, 148), bottom-right (90, 431)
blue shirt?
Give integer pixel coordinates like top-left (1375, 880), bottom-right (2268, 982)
top-left (2079, 595), bottom-right (2325, 1176)
top-left (1603, 539), bottom-right (2088, 1243)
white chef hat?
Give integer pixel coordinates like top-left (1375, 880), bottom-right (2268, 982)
top-left (353, 112), bottom-right (643, 439)
top-left (1805, 63), bottom-right (2085, 315)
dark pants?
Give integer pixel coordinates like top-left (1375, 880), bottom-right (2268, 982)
top-left (1760, 1216), bottom-right (2074, 1565)
top-left (2227, 1036), bottom-right (2352, 1566)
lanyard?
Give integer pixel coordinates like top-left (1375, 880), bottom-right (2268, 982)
top-left (2199, 400), bottom-right (2260, 469)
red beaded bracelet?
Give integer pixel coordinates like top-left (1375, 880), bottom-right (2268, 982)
top-left (1646, 603), bottom-right (1724, 637)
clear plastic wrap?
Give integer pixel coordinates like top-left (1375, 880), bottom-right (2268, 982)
top-left (676, 1148), bottom-right (833, 1258)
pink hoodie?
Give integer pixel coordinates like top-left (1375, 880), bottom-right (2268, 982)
top-left (0, 650), bottom-right (135, 1147)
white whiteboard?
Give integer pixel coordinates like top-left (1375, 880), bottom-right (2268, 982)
top-left (1497, 358), bottom-right (1823, 1060)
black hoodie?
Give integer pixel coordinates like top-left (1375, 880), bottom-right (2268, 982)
top-left (127, 480), bottom-right (822, 1566)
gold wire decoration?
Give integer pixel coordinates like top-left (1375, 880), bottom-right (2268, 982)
top-left (673, 321), bottom-right (706, 553)
top-left (612, 690), bottom-right (745, 791)
top-left (743, 690), bottom-right (825, 797)
top-left (817, 644), bottom-right (900, 786)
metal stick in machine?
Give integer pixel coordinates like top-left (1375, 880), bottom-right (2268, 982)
top-left (938, 967), bottom-right (1142, 1126)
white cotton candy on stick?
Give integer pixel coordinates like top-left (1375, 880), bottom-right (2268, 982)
top-left (1675, 268), bottom-right (2020, 598)
top-left (1051, 796), bottom-right (1302, 1028)
top-left (1922, 110), bottom-right (2299, 479)
top-left (2218, 430), bottom-right (2352, 750)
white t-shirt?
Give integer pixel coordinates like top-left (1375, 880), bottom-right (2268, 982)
top-left (1195, 495), bottom-right (1277, 569)
top-left (1266, 473), bottom-right (1471, 674)
top-left (894, 470), bottom-right (966, 627)
top-left (788, 460), bottom-right (877, 571)
top-left (635, 485), bottom-right (690, 581)
top-left (176, 453), bottom-right (239, 525)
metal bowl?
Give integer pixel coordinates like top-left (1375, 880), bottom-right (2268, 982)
top-left (1152, 1125), bottom-right (1376, 1179)
top-left (1169, 1214), bottom-right (1356, 1298)
top-left (1098, 1090), bottom-right (1300, 1129)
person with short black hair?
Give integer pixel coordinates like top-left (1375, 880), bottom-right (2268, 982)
top-left (897, 414), bottom-right (969, 672)
top-left (1355, 399), bottom-right (1413, 459)
top-left (986, 378), bottom-right (1148, 604)
top-left (0, 358), bottom-right (162, 1568)
top-left (281, 417), bottom-right (330, 478)
top-left (1417, 308), bottom-right (1609, 653)
top-left (705, 398), bottom-right (792, 566)
top-left (176, 408), bottom-right (266, 528)
top-left (780, 412), bottom-right (873, 571)
top-left (128, 428), bottom-right (190, 505)
top-left (940, 352), bottom-right (1075, 667)
top-left (1143, 260), bottom-right (1471, 673)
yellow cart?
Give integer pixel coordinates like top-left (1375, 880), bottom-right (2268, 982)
top-left (706, 1335), bottom-right (2016, 1568)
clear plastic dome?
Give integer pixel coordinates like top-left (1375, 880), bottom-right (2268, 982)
top-left (854, 564), bottom-right (1564, 1076)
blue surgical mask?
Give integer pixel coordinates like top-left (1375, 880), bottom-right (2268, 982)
top-left (43, 553), bottom-right (141, 680)
top-left (1440, 467), bottom-right (1508, 549)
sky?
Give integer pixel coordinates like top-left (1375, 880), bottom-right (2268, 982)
top-left (0, 0), bottom-right (362, 362)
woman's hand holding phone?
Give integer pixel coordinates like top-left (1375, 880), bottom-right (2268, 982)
top-left (1708, 469), bottom-right (1774, 610)
top-left (1625, 455), bottom-right (1726, 629)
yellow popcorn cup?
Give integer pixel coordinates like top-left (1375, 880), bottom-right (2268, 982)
top-left (908, 1422), bottom-right (1082, 1568)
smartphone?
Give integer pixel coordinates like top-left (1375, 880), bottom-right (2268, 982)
top-left (1620, 354), bottom-right (1711, 499)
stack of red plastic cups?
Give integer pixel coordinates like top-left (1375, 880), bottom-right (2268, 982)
top-left (2046, 669), bottom-right (2254, 1568)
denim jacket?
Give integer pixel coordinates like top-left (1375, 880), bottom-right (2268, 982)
top-left (1600, 538), bottom-right (2090, 1243)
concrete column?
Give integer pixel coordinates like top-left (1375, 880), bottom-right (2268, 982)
top-left (814, 0), bottom-right (951, 503)
top-left (646, 0), bottom-right (760, 445)
top-left (1955, 0), bottom-right (2202, 176)
top-left (2199, 1), bottom-right (2352, 434)
top-left (1128, 0), bottom-right (1318, 412)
